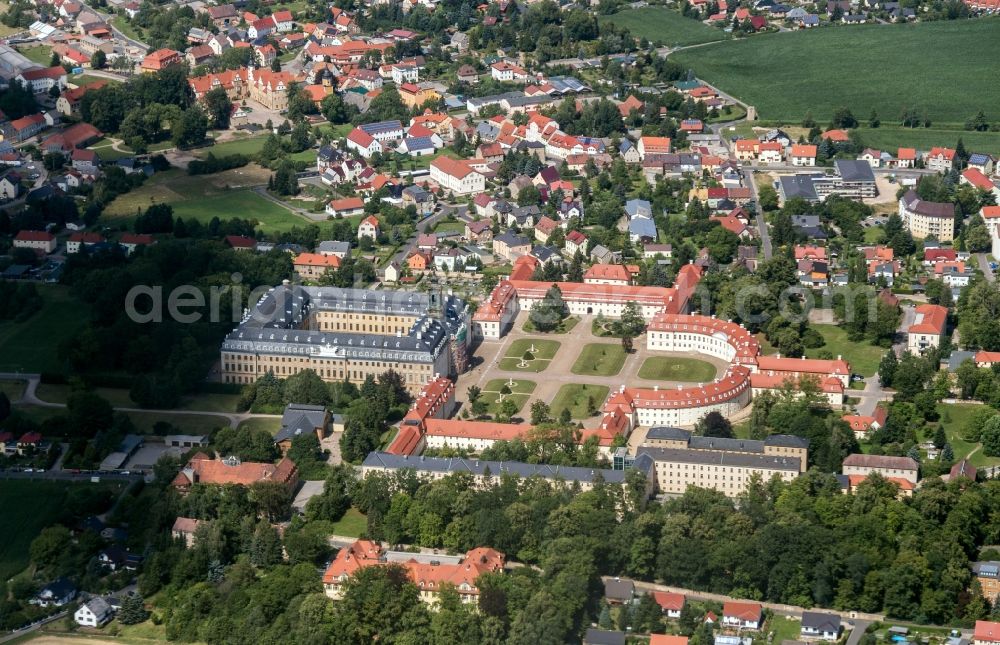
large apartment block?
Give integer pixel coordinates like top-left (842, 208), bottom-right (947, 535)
top-left (220, 283), bottom-right (471, 392)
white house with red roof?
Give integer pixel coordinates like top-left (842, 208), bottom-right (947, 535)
top-left (490, 61), bottom-right (528, 82)
top-left (358, 215), bottom-right (380, 240)
top-left (722, 601), bottom-right (762, 630)
top-left (637, 136), bottom-right (671, 160)
top-left (66, 231), bottom-right (105, 254)
top-left (652, 592), bottom-right (686, 618)
top-left (325, 196), bottom-right (365, 218)
top-left (16, 67), bottom-right (67, 94)
top-left (345, 127), bottom-right (382, 158)
top-left (962, 167), bottom-right (1000, 200)
top-left (272, 9), bottom-right (294, 31)
top-left (119, 233), bottom-right (155, 255)
top-left (896, 147), bottom-right (917, 168)
top-left (975, 621), bottom-right (1000, 645)
top-left (429, 156), bottom-right (484, 195)
top-left (907, 304), bottom-right (948, 353)
top-left (14, 230), bottom-right (56, 254)
top-left (790, 144), bottom-right (817, 166)
top-left (926, 147), bottom-right (956, 173)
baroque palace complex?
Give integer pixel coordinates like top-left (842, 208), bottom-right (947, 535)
top-left (225, 256), bottom-right (858, 500)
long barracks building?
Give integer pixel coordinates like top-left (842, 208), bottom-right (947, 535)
top-left (220, 283), bottom-right (471, 392)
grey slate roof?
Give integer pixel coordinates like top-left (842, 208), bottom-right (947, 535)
top-left (801, 611), bottom-right (841, 633)
top-left (636, 446), bottom-right (801, 471)
top-left (646, 427), bottom-right (691, 441)
top-left (277, 403), bottom-right (328, 443)
top-left (604, 578), bottom-right (635, 601)
top-left (584, 629), bottom-right (627, 645)
top-left (835, 159), bottom-right (876, 183)
top-left (779, 175), bottom-right (820, 201)
top-left (317, 240), bottom-right (351, 255)
top-left (362, 451), bottom-right (648, 483)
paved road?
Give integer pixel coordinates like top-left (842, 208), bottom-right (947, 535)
top-left (743, 169), bottom-right (772, 259)
top-left (845, 620), bottom-right (872, 645)
top-left (977, 253), bottom-right (996, 283)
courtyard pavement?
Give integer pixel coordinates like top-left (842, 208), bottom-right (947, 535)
top-left (455, 312), bottom-right (727, 428)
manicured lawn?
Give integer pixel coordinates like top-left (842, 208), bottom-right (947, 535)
top-left (69, 73), bottom-right (114, 87)
top-left (122, 411), bottom-right (227, 435)
top-left (35, 384), bottom-right (240, 413)
top-left (0, 285), bottom-right (88, 375)
top-left (102, 167), bottom-right (311, 233)
top-left (671, 19), bottom-right (1000, 124)
top-left (855, 125), bottom-right (1000, 157)
top-left (864, 225), bottom-right (885, 244)
top-left (237, 417), bottom-right (283, 435)
top-left (571, 343), bottom-right (626, 377)
top-left (638, 356), bottom-right (717, 382)
top-left (317, 123), bottom-right (355, 139)
top-left (481, 378), bottom-right (536, 416)
top-left (0, 480), bottom-right (119, 581)
top-left (804, 324), bottom-right (884, 377)
top-left (433, 219), bottom-right (466, 234)
top-left (768, 616), bottom-right (802, 644)
top-left (598, 7), bottom-right (726, 46)
top-left (18, 45), bottom-right (52, 65)
top-left (197, 136), bottom-right (268, 158)
top-left (498, 339), bottom-right (561, 372)
top-left (937, 403), bottom-right (1000, 468)
top-left (330, 507), bottom-right (367, 538)
top-left (549, 384), bottom-right (609, 420)
top-left (523, 316), bottom-right (580, 334)
top-left (0, 379), bottom-right (25, 401)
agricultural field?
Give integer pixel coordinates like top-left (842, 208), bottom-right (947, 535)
top-left (571, 343), bottom-right (626, 377)
top-left (550, 384), bottom-right (610, 420)
top-left (598, 7), bottom-right (726, 46)
top-left (101, 167), bottom-right (313, 233)
top-left (638, 356), bottom-right (717, 382)
top-left (671, 19), bottom-right (1000, 124)
top-left (805, 324), bottom-right (884, 377)
top-left (0, 286), bottom-right (88, 375)
top-left (852, 125), bottom-right (1000, 157)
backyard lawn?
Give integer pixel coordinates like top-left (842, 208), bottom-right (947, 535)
top-left (237, 417), bottom-right (283, 435)
top-left (0, 285), bottom-right (88, 375)
top-left (671, 19), bottom-right (1000, 124)
top-left (550, 384), bottom-right (610, 420)
top-left (498, 339), bottom-right (561, 372)
top-left (598, 7), bottom-right (725, 46)
top-left (805, 324), bottom-right (884, 377)
top-left (330, 507), bottom-right (367, 538)
top-left (571, 343), bottom-right (626, 377)
top-left (18, 45), bottom-right (52, 65)
top-left (638, 356), bottom-right (717, 382)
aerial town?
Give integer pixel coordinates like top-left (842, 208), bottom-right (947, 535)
top-left (0, 0), bottom-right (998, 640)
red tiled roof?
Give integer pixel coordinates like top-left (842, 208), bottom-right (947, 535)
top-left (723, 601), bottom-right (761, 622)
top-left (15, 230), bottom-right (55, 242)
top-left (908, 304), bottom-right (947, 335)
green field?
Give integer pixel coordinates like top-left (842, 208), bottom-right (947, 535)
top-left (102, 168), bottom-right (312, 233)
top-left (237, 417), bottom-right (283, 435)
top-left (852, 125), bottom-right (1000, 157)
top-left (35, 384), bottom-right (241, 413)
top-left (330, 507), bottom-right (367, 538)
top-left (123, 411), bottom-right (227, 435)
top-left (498, 339), bottom-right (561, 372)
top-left (768, 616), bottom-right (802, 643)
top-left (938, 403), bottom-right (1000, 468)
top-left (571, 343), bottom-right (626, 377)
top-left (0, 481), bottom-right (118, 581)
top-left (0, 286), bottom-right (87, 374)
top-left (599, 7), bottom-right (725, 46)
top-left (18, 45), bottom-right (52, 65)
top-left (481, 378), bottom-right (536, 416)
top-left (671, 19), bottom-right (1000, 124)
top-left (550, 384), bottom-right (610, 420)
top-left (638, 356), bottom-right (717, 382)
top-left (805, 324), bottom-right (884, 377)
top-left (0, 379), bottom-right (25, 401)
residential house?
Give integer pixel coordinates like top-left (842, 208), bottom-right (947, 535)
top-left (67, 231), bottom-right (105, 254)
top-left (345, 127), bottom-right (382, 158)
top-left (842, 453), bottom-right (919, 485)
top-left (584, 630), bottom-right (627, 645)
top-left (907, 303), bottom-right (948, 352)
top-left (13, 230), bottom-right (56, 254)
top-left (534, 215), bottom-right (559, 243)
top-left (33, 578), bottom-right (77, 607)
top-left (465, 220), bottom-right (493, 245)
top-left (926, 147), bottom-right (956, 173)
top-left (119, 233), bottom-right (155, 256)
top-left (16, 67), bottom-right (67, 95)
top-left (226, 235), bottom-right (257, 252)
top-left (317, 241), bottom-right (351, 258)
top-left (430, 156), bottom-right (485, 196)
top-left (74, 597), bottom-right (113, 627)
top-left (722, 601), bottom-right (762, 630)
top-left (357, 215), bottom-right (380, 240)
top-left (899, 189), bottom-right (955, 242)
top-left (171, 453), bottom-right (298, 494)
top-left (637, 136), bottom-right (671, 159)
top-left (493, 231), bottom-right (532, 261)
top-left (275, 403), bottom-right (330, 454)
top-left (652, 592), bottom-right (686, 618)
top-left (790, 144), bottom-right (817, 166)
top-left (565, 229), bottom-right (588, 257)
top-left (584, 264), bottom-right (632, 286)
top-left (976, 621), bottom-right (1000, 645)
top-left (293, 252), bottom-right (340, 280)
top-left (896, 147), bottom-right (917, 168)
top-left (326, 197), bottom-right (365, 218)
top-left (171, 517), bottom-right (202, 547)
top-left (800, 612), bottom-right (841, 641)
top-left (604, 578), bottom-right (635, 605)
top-left (140, 48), bottom-right (181, 73)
